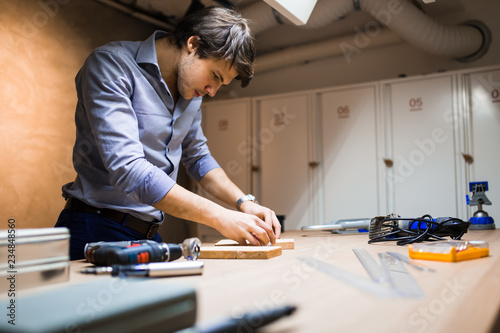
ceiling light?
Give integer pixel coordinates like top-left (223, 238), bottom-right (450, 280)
top-left (263, 0), bottom-right (318, 26)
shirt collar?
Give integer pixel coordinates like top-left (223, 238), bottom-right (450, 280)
top-left (136, 30), bottom-right (168, 68)
top-left (136, 30), bottom-right (203, 104)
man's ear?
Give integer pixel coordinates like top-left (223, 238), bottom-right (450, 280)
top-left (186, 36), bottom-right (199, 54)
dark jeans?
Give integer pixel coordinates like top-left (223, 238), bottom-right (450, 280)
top-left (55, 209), bottom-right (162, 260)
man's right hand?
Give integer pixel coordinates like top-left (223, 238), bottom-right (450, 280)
top-left (212, 209), bottom-right (277, 246)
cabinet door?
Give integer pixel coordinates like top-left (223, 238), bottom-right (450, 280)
top-left (254, 94), bottom-right (311, 230)
top-left (385, 75), bottom-right (459, 217)
top-left (320, 85), bottom-right (380, 222)
top-left (200, 99), bottom-right (251, 209)
top-left (465, 69), bottom-right (500, 224)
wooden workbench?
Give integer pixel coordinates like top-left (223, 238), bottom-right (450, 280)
top-left (31, 230), bottom-right (500, 332)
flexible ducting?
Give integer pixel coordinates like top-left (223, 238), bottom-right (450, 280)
top-left (241, 0), bottom-right (491, 73)
top-left (255, 29), bottom-right (403, 73)
top-left (359, 0), bottom-right (488, 60)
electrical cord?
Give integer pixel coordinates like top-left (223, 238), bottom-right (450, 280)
top-left (368, 214), bottom-right (471, 246)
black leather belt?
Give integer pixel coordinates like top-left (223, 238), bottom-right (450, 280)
top-left (64, 198), bottom-right (159, 239)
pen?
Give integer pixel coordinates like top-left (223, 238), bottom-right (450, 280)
top-left (184, 305), bottom-right (297, 333)
top-left (81, 261), bottom-right (204, 277)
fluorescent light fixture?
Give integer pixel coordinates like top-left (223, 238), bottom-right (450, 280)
top-left (263, 0), bottom-right (318, 26)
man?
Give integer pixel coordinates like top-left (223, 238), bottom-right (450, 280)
top-left (55, 7), bottom-right (281, 260)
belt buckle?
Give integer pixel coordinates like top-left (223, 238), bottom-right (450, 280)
top-left (146, 223), bottom-right (159, 239)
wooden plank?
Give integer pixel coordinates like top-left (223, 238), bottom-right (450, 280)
top-left (214, 238), bottom-right (295, 249)
top-left (199, 246), bottom-right (282, 259)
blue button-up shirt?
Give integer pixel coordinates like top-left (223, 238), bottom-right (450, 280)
top-left (63, 31), bottom-right (220, 222)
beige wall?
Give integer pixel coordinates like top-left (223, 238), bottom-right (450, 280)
top-left (0, 0), bottom-right (156, 229)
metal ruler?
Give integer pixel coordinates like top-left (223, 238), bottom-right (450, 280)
top-left (352, 249), bottom-right (424, 298)
top-left (352, 249), bottom-right (386, 283)
top-left (296, 257), bottom-right (397, 298)
top-left (378, 252), bottom-right (424, 298)
top-left (296, 249), bottom-right (425, 299)
top-left (386, 251), bottom-right (436, 272)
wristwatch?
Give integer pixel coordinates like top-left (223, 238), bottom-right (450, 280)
top-left (236, 194), bottom-right (258, 210)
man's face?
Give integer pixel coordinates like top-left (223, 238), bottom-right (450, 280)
top-left (177, 37), bottom-right (239, 100)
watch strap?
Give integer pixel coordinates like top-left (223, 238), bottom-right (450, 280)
top-left (236, 194), bottom-right (257, 210)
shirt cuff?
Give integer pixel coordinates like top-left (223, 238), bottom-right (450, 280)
top-left (188, 154), bottom-right (221, 182)
top-left (133, 168), bottom-right (175, 205)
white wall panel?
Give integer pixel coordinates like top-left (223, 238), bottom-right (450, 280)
top-left (200, 99), bottom-right (252, 209)
top-left (319, 85), bottom-right (380, 222)
top-left (384, 75), bottom-right (459, 217)
top-left (465, 68), bottom-right (500, 224)
top-left (254, 94), bottom-right (311, 230)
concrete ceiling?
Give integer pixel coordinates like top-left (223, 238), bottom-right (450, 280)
top-left (100, 0), bottom-right (465, 56)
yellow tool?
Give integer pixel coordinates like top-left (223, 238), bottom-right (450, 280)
top-left (408, 240), bottom-right (489, 262)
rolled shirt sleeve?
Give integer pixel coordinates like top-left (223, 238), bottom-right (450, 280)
top-left (181, 107), bottom-right (221, 182)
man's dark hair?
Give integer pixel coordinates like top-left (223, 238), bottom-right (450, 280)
top-left (170, 7), bottom-right (256, 88)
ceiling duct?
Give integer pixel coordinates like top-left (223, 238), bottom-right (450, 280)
top-left (241, 0), bottom-right (491, 73)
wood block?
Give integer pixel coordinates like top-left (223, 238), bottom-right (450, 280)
top-left (199, 246), bottom-right (282, 259)
top-left (214, 239), bottom-right (295, 250)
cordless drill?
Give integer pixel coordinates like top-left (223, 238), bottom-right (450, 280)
top-left (84, 237), bottom-right (201, 266)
